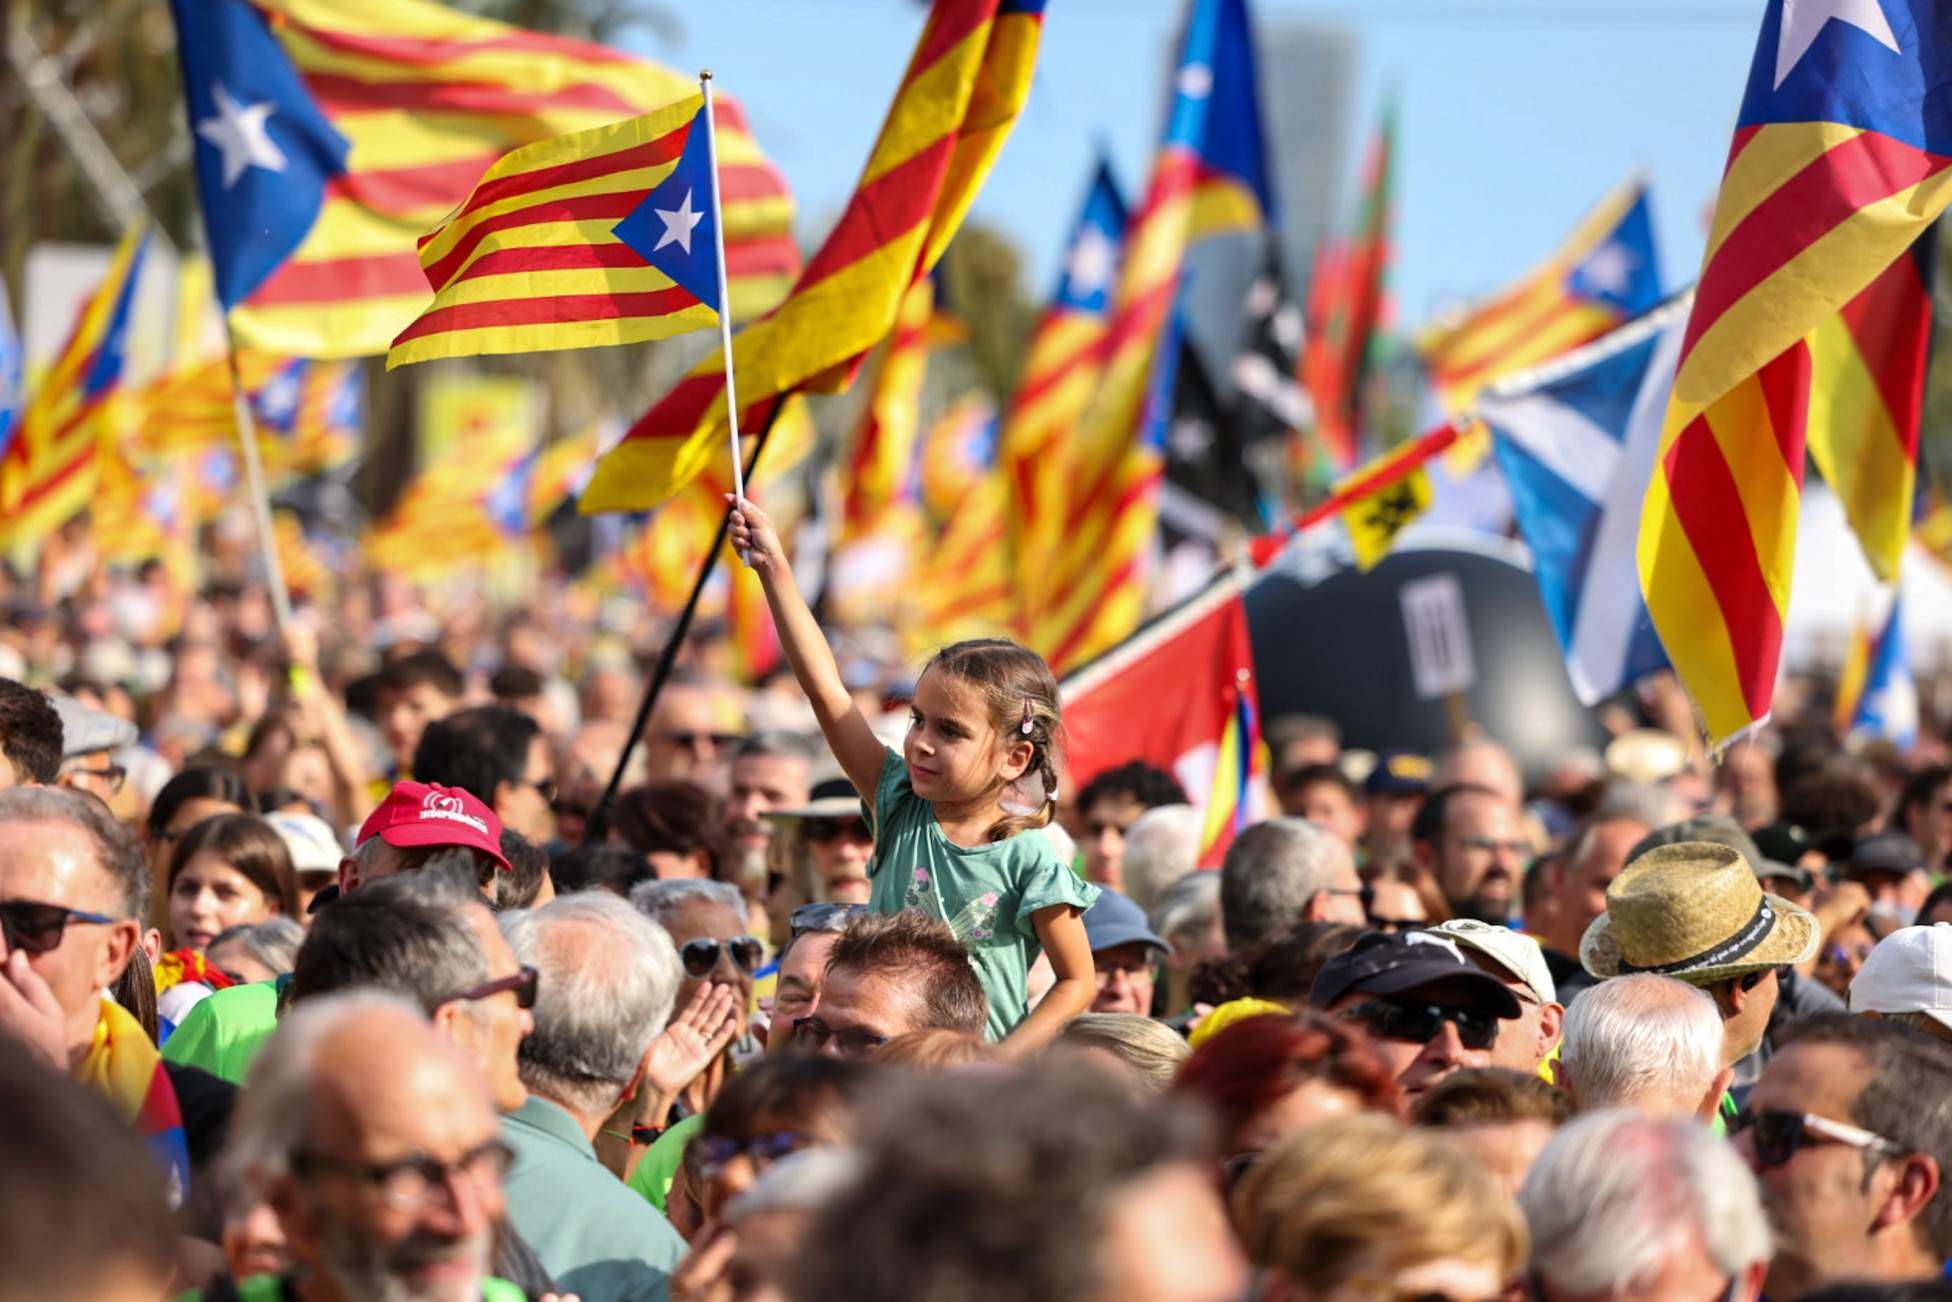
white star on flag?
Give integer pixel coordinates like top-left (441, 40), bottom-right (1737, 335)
top-left (1176, 62), bottom-right (1214, 99)
top-left (653, 188), bottom-right (706, 255)
top-left (1580, 242), bottom-right (1637, 296)
top-left (1065, 225), bottom-right (1117, 295)
top-left (196, 82), bottom-right (289, 189)
top-left (1774, 0), bottom-right (1900, 89)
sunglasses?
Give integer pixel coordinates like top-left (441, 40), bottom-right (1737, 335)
top-left (438, 965), bottom-right (539, 1011)
top-left (525, 775), bottom-right (558, 803)
top-left (693, 1130), bottom-right (804, 1179)
top-left (1368, 916), bottom-right (1426, 934)
top-left (658, 730), bottom-right (741, 752)
top-left (1340, 999), bottom-right (1500, 1051)
top-left (680, 935), bottom-right (765, 980)
top-left (805, 817), bottom-right (872, 845)
top-left (792, 1015), bottom-right (888, 1058)
top-left (0, 899), bottom-right (118, 956)
top-left (1729, 1107), bottom-right (1903, 1169)
top-left (789, 902), bottom-right (866, 939)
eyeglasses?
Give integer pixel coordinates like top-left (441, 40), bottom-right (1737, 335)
top-left (0, 899), bottom-right (118, 956)
top-left (437, 965), bottom-right (539, 1011)
top-left (789, 902), bottom-right (866, 939)
top-left (1368, 916), bottom-right (1426, 934)
top-left (1824, 942), bottom-right (1874, 966)
top-left (680, 935), bottom-right (765, 980)
top-left (65, 763), bottom-right (126, 795)
top-left (525, 775), bottom-right (558, 803)
top-left (1528, 1271), bottom-right (1736, 1302)
top-left (1339, 1000), bottom-right (1500, 1051)
top-left (1456, 835), bottom-right (1529, 858)
top-left (294, 1138), bottom-right (514, 1211)
top-left (805, 817), bottom-right (872, 845)
top-left (657, 730), bottom-right (740, 752)
top-left (692, 1130), bottom-right (804, 1179)
top-left (1730, 1107), bottom-right (1904, 1169)
top-left (793, 1015), bottom-right (888, 1059)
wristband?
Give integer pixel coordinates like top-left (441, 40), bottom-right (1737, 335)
top-left (630, 1123), bottom-right (667, 1146)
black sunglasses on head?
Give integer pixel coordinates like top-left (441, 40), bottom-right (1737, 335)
top-left (789, 902), bottom-right (866, 939)
top-left (0, 899), bottom-right (118, 956)
top-left (680, 935), bottom-right (765, 979)
top-left (1339, 999), bottom-right (1500, 1051)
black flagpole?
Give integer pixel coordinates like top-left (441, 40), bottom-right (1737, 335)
top-left (583, 397), bottom-right (786, 845)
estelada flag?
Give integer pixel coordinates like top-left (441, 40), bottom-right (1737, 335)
top-left (1061, 567), bottom-right (1266, 868)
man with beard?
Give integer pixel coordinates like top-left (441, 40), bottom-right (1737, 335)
top-left (205, 992), bottom-right (557, 1302)
top-left (1411, 785), bottom-right (1529, 924)
top-left (721, 733), bottom-right (814, 900)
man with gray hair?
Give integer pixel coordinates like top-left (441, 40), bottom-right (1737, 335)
top-left (202, 991), bottom-right (532, 1302)
top-left (1119, 804), bottom-right (1203, 913)
top-left (1219, 818), bottom-right (1365, 952)
top-left (630, 879), bottom-right (759, 1115)
top-left (501, 892), bottom-right (739, 1301)
top-left (1149, 870), bottom-right (1224, 1017)
top-left (1521, 1110), bottom-right (1772, 1301)
top-left (1557, 973), bottom-right (1730, 1120)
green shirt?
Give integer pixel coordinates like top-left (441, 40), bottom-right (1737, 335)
top-left (161, 979), bottom-right (281, 1085)
top-left (625, 1113), bottom-right (703, 1213)
top-left (866, 748), bottom-right (1099, 1040)
top-left (501, 1097), bottom-right (685, 1302)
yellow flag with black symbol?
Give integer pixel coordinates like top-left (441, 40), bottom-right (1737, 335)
top-left (1340, 459), bottom-right (1433, 570)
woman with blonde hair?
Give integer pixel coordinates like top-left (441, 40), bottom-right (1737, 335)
top-left (1056, 1012), bottom-right (1190, 1092)
top-left (1233, 1113), bottom-right (1527, 1302)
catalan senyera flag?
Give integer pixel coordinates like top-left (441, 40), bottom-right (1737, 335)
top-left (167, 0), bottom-right (795, 357)
top-left (1034, 0), bottom-right (1273, 673)
top-left (1639, 0), bottom-right (1952, 748)
top-left (999, 155), bottom-right (1127, 639)
top-left (1303, 102), bottom-right (1394, 474)
top-left (580, 0), bottom-right (1047, 515)
top-left (388, 93), bottom-right (722, 366)
top-left (0, 227), bottom-right (150, 547)
top-left (837, 279), bottom-right (938, 548)
top-left (1418, 175), bottom-right (1662, 414)
top-left (1807, 232), bottom-right (1935, 582)
top-left (910, 396), bottom-right (1013, 649)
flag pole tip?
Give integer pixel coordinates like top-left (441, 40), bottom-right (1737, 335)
top-left (699, 68), bottom-right (713, 81)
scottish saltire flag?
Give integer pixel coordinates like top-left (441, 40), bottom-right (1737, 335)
top-left (1480, 299), bottom-right (1688, 705)
top-left (0, 279), bottom-right (22, 457)
top-left (389, 94), bottom-right (719, 366)
top-left (166, 0), bottom-right (795, 358)
top-left (1846, 594), bottom-right (1918, 746)
top-left (1640, 0), bottom-right (1952, 748)
top-left (1419, 176), bottom-right (1662, 413)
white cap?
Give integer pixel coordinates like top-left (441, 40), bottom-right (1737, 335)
top-left (1427, 919), bottom-right (1558, 1005)
top-left (265, 811), bottom-right (346, 876)
top-left (1849, 925), bottom-right (1952, 1030)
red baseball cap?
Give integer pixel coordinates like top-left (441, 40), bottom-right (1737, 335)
top-left (357, 781), bottom-right (510, 871)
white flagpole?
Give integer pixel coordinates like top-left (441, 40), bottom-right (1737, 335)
top-left (220, 321), bottom-right (293, 630)
top-left (698, 70), bottom-right (746, 509)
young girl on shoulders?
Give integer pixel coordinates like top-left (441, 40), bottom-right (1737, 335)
top-left (729, 497), bottom-right (1098, 1051)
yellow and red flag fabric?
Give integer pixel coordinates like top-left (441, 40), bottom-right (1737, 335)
top-left (0, 227), bottom-right (149, 548)
top-left (1638, 0), bottom-right (1952, 748)
top-left (387, 93), bottom-right (721, 366)
top-left (909, 396), bottom-right (1013, 650)
top-left (1033, 0), bottom-right (1273, 673)
top-left (1417, 175), bottom-right (1663, 414)
top-left (168, 0), bottom-right (795, 358)
top-left (837, 279), bottom-right (938, 548)
top-left (1806, 234), bottom-right (1934, 582)
top-left (580, 0), bottom-right (1047, 515)
top-left (1303, 102), bottom-right (1394, 475)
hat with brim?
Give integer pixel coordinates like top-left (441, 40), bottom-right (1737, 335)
top-left (761, 777), bottom-right (863, 823)
top-left (1581, 841), bottom-right (1819, 982)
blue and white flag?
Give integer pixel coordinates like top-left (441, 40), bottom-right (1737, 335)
top-left (1853, 594), bottom-right (1918, 747)
top-left (1476, 298), bottom-right (1689, 704)
top-left (0, 277), bottom-right (20, 458)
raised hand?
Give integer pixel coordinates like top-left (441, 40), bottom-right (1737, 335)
top-left (725, 495), bottom-right (785, 574)
top-left (641, 981), bottom-right (743, 1100)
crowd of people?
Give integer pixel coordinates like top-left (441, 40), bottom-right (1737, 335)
top-left (8, 514), bottom-right (1952, 1302)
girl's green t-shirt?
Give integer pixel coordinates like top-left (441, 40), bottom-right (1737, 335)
top-left (865, 748), bottom-right (1099, 1040)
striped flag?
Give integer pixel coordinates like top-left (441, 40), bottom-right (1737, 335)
top-left (837, 279), bottom-right (939, 548)
top-left (0, 227), bottom-right (149, 548)
top-left (1034, 0), bottom-right (1273, 673)
top-left (1303, 103), bottom-right (1394, 474)
top-left (388, 93), bottom-right (721, 366)
top-left (910, 396), bottom-right (1014, 649)
top-left (168, 0), bottom-right (795, 358)
top-left (1807, 233), bottom-right (1935, 582)
top-left (1418, 176), bottom-right (1662, 414)
top-left (1638, 0), bottom-right (1952, 748)
top-left (580, 0), bottom-right (1047, 515)
top-left (998, 154), bottom-right (1127, 642)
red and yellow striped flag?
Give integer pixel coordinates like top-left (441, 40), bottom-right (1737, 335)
top-left (579, 0), bottom-right (1046, 515)
top-left (837, 279), bottom-right (938, 548)
top-left (387, 93), bottom-right (718, 366)
top-left (0, 227), bottom-right (149, 548)
top-left (222, 0), bottom-right (795, 358)
top-left (910, 396), bottom-right (1013, 650)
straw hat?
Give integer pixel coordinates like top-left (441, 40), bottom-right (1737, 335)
top-left (1580, 841), bottom-right (1819, 983)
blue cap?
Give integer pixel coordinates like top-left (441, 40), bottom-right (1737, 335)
top-left (1365, 750), bottom-right (1432, 797)
top-left (1083, 889), bottom-right (1168, 956)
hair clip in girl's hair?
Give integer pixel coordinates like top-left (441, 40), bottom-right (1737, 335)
top-left (1020, 698), bottom-right (1035, 736)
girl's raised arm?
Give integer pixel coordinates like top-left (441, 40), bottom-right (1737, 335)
top-left (728, 496), bottom-right (887, 801)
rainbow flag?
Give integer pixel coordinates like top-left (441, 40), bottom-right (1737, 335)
top-left (1033, 0), bottom-right (1272, 673)
top-left (1638, 0), bottom-right (1952, 748)
top-left (387, 93), bottom-right (721, 366)
top-left (1418, 175), bottom-right (1662, 414)
top-left (168, 0), bottom-right (795, 358)
top-left (1198, 672), bottom-right (1261, 868)
top-left (580, 0), bottom-right (1046, 515)
top-left (0, 227), bottom-right (149, 548)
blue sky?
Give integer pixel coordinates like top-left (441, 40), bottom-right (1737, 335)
top-left (632, 1), bottom-right (1764, 328)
